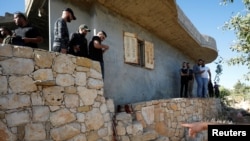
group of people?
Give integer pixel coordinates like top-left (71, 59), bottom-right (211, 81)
top-left (180, 59), bottom-right (216, 98)
top-left (52, 8), bottom-right (109, 79)
top-left (0, 8), bottom-right (109, 79)
top-left (0, 12), bottom-right (43, 47)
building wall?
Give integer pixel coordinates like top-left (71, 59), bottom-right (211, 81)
top-left (91, 4), bottom-right (196, 106)
top-left (49, 1), bottom-right (197, 107)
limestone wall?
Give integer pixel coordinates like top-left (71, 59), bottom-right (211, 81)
top-left (0, 44), bottom-right (115, 141)
top-left (0, 45), bottom-right (222, 141)
top-left (115, 98), bottom-right (222, 141)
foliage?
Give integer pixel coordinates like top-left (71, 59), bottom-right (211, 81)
top-left (221, 0), bottom-right (250, 80)
top-left (219, 86), bottom-right (232, 105)
top-left (219, 86), bottom-right (231, 98)
top-left (214, 56), bottom-right (223, 83)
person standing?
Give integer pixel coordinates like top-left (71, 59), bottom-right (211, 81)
top-left (13, 12), bottom-right (43, 48)
top-left (193, 59), bottom-right (205, 97)
top-left (214, 82), bottom-right (220, 98)
top-left (0, 26), bottom-right (12, 44)
top-left (52, 8), bottom-right (76, 54)
top-left (200, 60), bottom-right (212, 97)
top-left (0, 34), bottom-right (3, 43)
top-left (89, 31), bottom-right (109, 79)
top-left (208, 79), bottom-right (214, 97)
top-left (180, 62), bottom-right (189, 98)
top-left (187, 62), bottom-right (194, 97)
top-left (68, 24), bottom-right (91, 57)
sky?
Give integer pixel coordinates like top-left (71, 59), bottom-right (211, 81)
top-left (0, 0), bottom-right (25, 16)
top-left (0, 0), bottom-right (249, 89)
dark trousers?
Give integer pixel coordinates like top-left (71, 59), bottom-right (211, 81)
top-left (100, 62), bottom-right (104, 79)
top-left (180, 80), bottom-right (188, 98)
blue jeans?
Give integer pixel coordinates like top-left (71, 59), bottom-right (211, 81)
top-left (201, 78), bottom-right (209, 97)
top-left (195, 76), bottom-right (202, 97)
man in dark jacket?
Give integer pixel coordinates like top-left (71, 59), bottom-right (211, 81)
top-left (52, 8), bottom-right (76, 53)
top-left (68, 24), bottom-right (91, 57)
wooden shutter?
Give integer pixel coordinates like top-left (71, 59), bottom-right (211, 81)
top-left (144, 41), bottom-right (154, 69)
top-left (124, 32), bottom-right (139, 64)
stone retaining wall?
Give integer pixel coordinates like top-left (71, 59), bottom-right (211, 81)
top-left (0, 45), bottom-right (115, 141)
top-left (0, 45), bottom-right (222, 141)
top-left (115, 98), bottom-right (222, 141)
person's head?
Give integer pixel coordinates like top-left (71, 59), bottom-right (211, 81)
top-left (0, 26), bottom-right (12, 38)
top-left (182, 62), bottom-right (187, 68)
top-left (13, 12), bottom-right (27, 27)
top-left (186, 62), bottom-right (190, 68)
top-left (78, 24), bottom-right (90, 35)
top-left (197, 59), bottom-right (203, 66)
top-left (201, 60), bottom-right (205, 67)
top-left (97, 31), bottom-right (107, 41)
top-left (62, 8), bottom-right (76, 22)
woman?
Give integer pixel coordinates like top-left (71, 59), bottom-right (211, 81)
top-left (180, 62), bottom-right (189, 98)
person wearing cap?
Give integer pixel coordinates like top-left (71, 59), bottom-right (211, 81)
top-left (89, 31), bottom-right (109, 79)
top-left (68, 24), bottom-right (90, 57)
top-left (13, 12), bottom-right (43, 48)
top-left (52, 8), bottom-right (76, 54)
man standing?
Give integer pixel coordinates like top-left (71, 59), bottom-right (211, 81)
top-left (200, 60), bottom-right (212, 97)
top-left (193, 59), bottom-right (205, 97)
top-left (52, 8), bottom-right (76, 54)
top-left (89, 31), bottom-right (109, 79)
top-left (13, 12), bottom-right (43, 48)
top-left (68, 24), bottom-right (91, 57)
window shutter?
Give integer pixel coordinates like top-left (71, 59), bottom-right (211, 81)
top-left (144, 41), bottom-right (154, 69)
top-left (124, 32), bottom-right (139, 64)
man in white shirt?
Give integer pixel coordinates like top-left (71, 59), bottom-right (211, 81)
top-left (200, 60), bottom-right (211, 97)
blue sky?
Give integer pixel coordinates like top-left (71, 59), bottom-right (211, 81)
top-left (1, 0), bottom-right (249, 89)
top-left (0, 0), bottom-right (25, 16)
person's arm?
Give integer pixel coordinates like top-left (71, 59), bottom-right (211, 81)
top-left (180, 69), bottom-right (188, 76)
top-left (68, 33), bottom-right (80, 54)
top-left (22, 26), bottom-right (43, 44)
top-left (181, 122), bottom-right (215, 138)
top-left (208, 68), bottom-right (212, 80)
top-left (22, 36), bottom-right (43, 44)
top-left (93, 39), bottom-right (109, 53)
top-left (55, 20), bottom-right (68, 53)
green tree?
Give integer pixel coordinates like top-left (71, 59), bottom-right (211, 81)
top-left (221, 0), bottom-right (250, 80)
top-left (214, 56), bottom-right (223, 83)
top-left (233, 80), bottom-right (247, 94)
top-left (218, 86), bottom-right (231, 105)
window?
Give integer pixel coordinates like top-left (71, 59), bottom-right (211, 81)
top-left (124, 32), bottom-right (154, 69)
